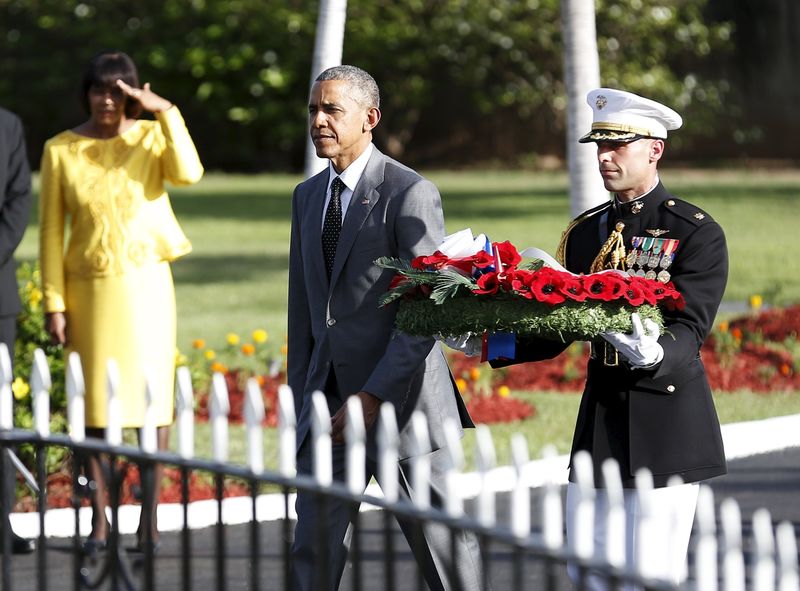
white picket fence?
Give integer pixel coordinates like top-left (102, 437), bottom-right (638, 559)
top-left (1, 344), bottom-right (799, 591)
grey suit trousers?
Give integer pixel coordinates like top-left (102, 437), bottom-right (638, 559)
top-left (291, 440), bottom-right (487, 591)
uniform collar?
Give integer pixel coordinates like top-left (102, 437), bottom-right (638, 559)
top-left (613, 175), bottom-right (661, 218)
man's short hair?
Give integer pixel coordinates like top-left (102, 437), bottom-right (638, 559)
top-left (315, 65), bottom-right (380, 110)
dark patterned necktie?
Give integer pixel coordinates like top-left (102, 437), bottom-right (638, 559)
top-left (322, 177), bottom-right (345, 278)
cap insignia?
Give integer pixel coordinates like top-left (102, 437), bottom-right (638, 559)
top-left (631, 201), bottom-right (643, 214)
top-left (596, 95), bottom-right (608, 110)
top-left (646, 229), bottom-right (669, 237)
top-left (666, 200), bottom-right (675, 206)
top-left (694, 212), bottom-right (705, 220)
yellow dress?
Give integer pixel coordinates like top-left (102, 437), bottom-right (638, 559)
top-left (39, 107), bottom-right (203, 428)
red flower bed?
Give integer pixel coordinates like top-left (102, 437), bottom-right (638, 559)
top-left (195, 370), bottom-right (282, 426)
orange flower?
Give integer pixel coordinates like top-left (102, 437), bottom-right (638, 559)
top-left (241, 343), bottom-right (256, 356)
top-left (780, 363), bottom-right (792, 377)
top-left (192, 338), bottom-right (206, 349)
top-left (455, 378), bottom-right (468, 392)
top-left (280, 344), bottom-right (288, 355)
top-left (497, 385), bottom-right (511, 398)
top-left (210, 361), bottom-right (228, 374)
top-left (718, 321), bottom-right (729, 333)
top-left (468, 367), bottom-right (481, 381)
top-left (731, 327), bottom-right (743, 340)
top-left (256, 375), bottom-right (266, 386)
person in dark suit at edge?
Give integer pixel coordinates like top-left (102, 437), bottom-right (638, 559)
top-left (287, 65), bottom-right (487, 590)
top-left (479, 88), bottom-right (728, 589)
top-left (0, 106), bottom-right (35, 554)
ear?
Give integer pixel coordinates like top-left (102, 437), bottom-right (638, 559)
top-left (649, 139), bottom-right (665, 163)
top-left (362, 107), bottom-right (381, 133)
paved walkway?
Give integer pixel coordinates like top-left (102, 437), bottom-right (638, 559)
top-left (5, 417), bottom-right (800, 590)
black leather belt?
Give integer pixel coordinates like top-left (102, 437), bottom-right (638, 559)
top-left (590, 341), bottom-right (621, 367)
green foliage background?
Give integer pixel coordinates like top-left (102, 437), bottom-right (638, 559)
top-left (1, 0), bottom-right (734, 171)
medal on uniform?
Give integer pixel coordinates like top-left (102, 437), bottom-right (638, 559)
top-left (638, 237), bottom-right (654, 266)
top-left (627, 236), bottom-right (643, 268)
top-left (648, 238), bottom-right (664, 268)
top-left (657, 269), bottom-right (671, 283)
top-left (635, 269), bottom-right (646, 277)
top-left (659, 239), bottom-right (679, 270)
top-left (645, 270), bottom-right (658, 280)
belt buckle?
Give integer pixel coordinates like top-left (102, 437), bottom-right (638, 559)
top-left (603, 342), bottom-right (619, 367)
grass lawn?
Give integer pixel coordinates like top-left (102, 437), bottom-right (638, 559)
top-left (20, 168), bottom-right (800, 349)
top-left (18, 168), bottom-right (800, 463)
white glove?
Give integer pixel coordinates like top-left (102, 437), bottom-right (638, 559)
top-left (601, 313), bottom-right (664, 368)
top-left (438, 333), bottom-right (483, 357)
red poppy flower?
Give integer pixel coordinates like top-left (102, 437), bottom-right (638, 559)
top-left (472, 249), bottom-right (499, 270)
top-left (557, 274), bottom-right (588, 302)
top-left (474, 272), bottom-right (501, 295)
top-left (528, 268), bottom-right (567, 304)
top-left (411, 251), bottom-right (450, 270)
top-left (494, 241), bottom-right (522, 269)
top-left (581, 273), bottom-right (625, 302)
top-left (506, 270), bottom-right (534, 299)
top-left (624, 276), bottom-right (657, 306)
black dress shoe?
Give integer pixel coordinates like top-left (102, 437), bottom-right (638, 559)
top-left (11, 533), bottom-right (35, 554)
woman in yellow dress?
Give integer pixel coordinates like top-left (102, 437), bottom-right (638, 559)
top-left (39, 50), bottom-right (203, 552)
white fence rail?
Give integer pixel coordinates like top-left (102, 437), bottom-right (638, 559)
top-left (0, 344), bottom-right (798, 591)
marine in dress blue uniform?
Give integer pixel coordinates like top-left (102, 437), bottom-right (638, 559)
top-left (494, 88), bottom-right (729, 588)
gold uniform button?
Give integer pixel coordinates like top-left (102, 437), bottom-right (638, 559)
top-left (666, 200), bottom-right (675, 206)
top-left (667, 384), bottom-right (676, 393)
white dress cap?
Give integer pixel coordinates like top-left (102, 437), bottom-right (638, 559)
top-left (579, 88), bottom-right (683, 143)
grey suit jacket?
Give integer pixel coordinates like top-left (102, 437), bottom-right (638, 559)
top-left (287, 147), bottom-right (472, 459)
top-left (0, 108), bottom-right (31, 317)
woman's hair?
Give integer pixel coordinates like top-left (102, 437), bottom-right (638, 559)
top-left (80, 50), bottom-right (142, 118)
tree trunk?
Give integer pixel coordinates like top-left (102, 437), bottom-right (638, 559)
top-left (560, 0), bottom-right (607, 218)
top-left (303, 0), bottom-right (348, 179)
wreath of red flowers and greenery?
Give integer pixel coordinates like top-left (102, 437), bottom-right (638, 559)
top-left (377, 240), bottom-right (685, 342)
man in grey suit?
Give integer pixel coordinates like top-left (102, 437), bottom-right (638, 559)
top-left (0, 106), bottom-right (35, 554)
top-left (288, 65), bottom-right (486, 590)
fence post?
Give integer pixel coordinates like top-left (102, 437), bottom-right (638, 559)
top-left (66, 352), bottom-right (85, 442)
top-left (344, 396), bottom-right (365, 495)
top-left (776, 521), bottom-right (800, 591)
top-left (0, 344), bottom-right (12, 430)
top-left (277, 385), bottom-right (296, 478)
top-left (695, 485), bottom-right (719, 591)
top-left (569, 450), bottom-right (595, 563)
top-left (634, 469), bottom-right (659, 582)
top-left (141, 372), bottom-right (158, 454)
top-left (441, 418), bottom-right (465, 518)
top-left (175, 366), bottom-right (194, 460)
top-left (244, 378), bottom-right (265, 474)
top-left (310, 391), bottom-right (331, 485)
top-left (540, 445), bottom-right (562, 549)
top-left (510, 434), bottom-right (530, 539)
top-left (601, 458), bottom-right (625, 570)
top-left (408, 412), bottom-right (431, 511)
top-left (105, 360), bottom-right (122, 446)
top-left (720, 497), bottom-right (746, 591)
top-left (210, 372), bottom-right (230, 463)
top-left (377, 403), bottom-right (399, 504)
top-left (474, 425), bottom-right (497, 528)
top-left (752, 508), bottom-right (776, 591)
top-left (31, 349), bottom-right (51, 437)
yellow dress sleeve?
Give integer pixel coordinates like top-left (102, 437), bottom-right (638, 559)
top-left (155, 107), bottom-right (204, 186)
top-left (39, 141), bottom-right (67, 313)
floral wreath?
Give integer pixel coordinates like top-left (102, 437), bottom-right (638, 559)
top-left (377, 234), bottom-right (684, 342)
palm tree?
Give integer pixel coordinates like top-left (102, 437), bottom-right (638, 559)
top-left (304, 0), bottom-right (348, 179)
top-left (560, 0), bottom-right (608, 217)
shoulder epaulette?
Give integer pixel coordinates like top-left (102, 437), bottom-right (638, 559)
top-left (661, 197), bottom-right (715, 226)
top-left (555, 200), bottom-right (612, 266)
